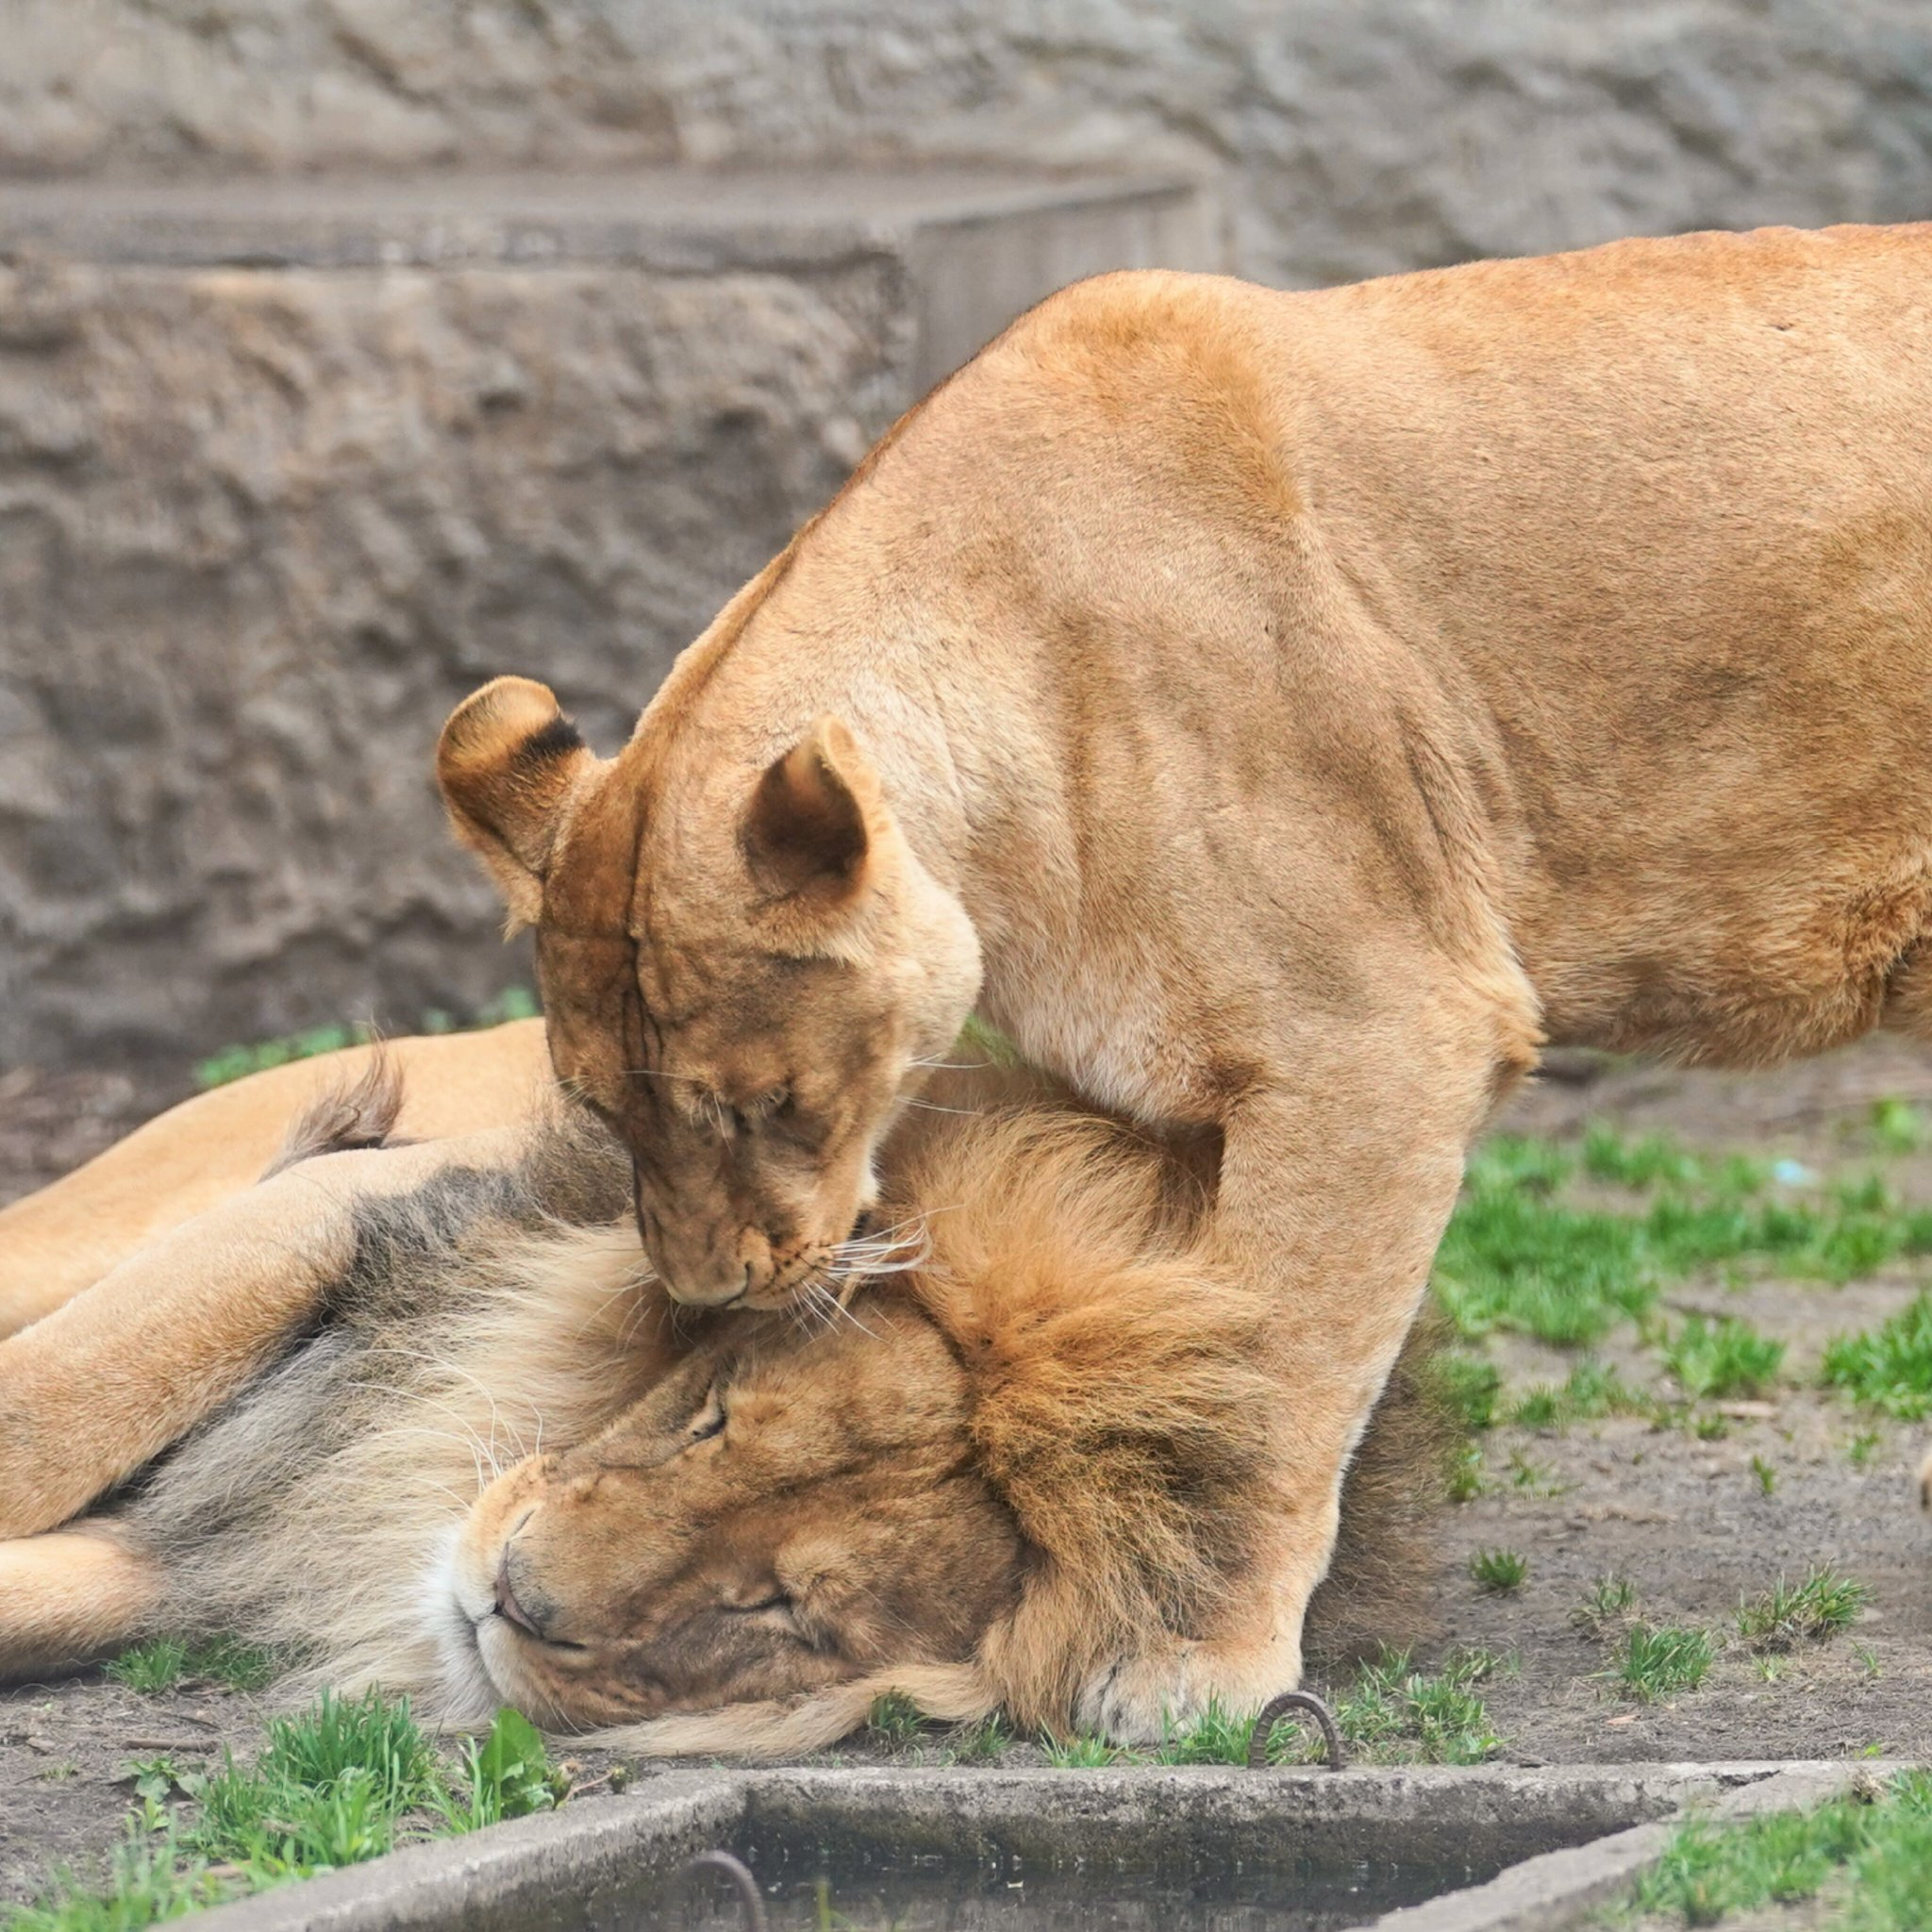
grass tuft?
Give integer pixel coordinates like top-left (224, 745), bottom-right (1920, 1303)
top-left (1628, 1771), bottom-right (1932, 1930)
top-left (1469, 1548), bottom-right (1529, 1594)
top-left (1571, 1574), bottom-right (1639, 1634)
top-left (1040, 1730), bottom-right (1133, 1769)
top-left (1434, 1353), bottom-right (1502, 1433)
top-left (10, 1691), bottom-right (566, 1927)
top-left (1613, 1624), bottom-right (1715, 1702)
top-left (1823, 1293), bottom-right (1932, 1419)
top-left (1510, 1358), bottom-right (1655, 1430)
top-left (864, 1691), bottom-right (926, 1748)
top-left (108, 1636), bottom-right (278, 1696)
top-left (1657, 1315), bottom-right (1787, 1402)
top-left (1735, 1567), bottom-right (1872, 1653)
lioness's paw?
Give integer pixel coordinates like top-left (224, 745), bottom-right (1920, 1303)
top-left (1075, 1635), bottom-right (1300, 1746)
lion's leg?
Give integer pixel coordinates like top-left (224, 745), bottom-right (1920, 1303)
top-left (0, 1127), bottom-right (531, 1541)
top-left (1077, 965), bottom-right (1530, 1742)
top-left (0, 1022), bottom-right (549, 1341)
top-left (0, 1527), bottom-right (166, 1681)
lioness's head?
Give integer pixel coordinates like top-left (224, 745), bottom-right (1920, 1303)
top-left (437, 676), bottom-right (980, 1308)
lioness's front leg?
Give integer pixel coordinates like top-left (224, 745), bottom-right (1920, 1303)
top-left (1077, 969), bottom-right (1527, 1741)
top-left (0, 1129), bottom-right (529, 1541)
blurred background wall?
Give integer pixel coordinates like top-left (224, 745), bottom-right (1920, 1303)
top-left (3, 0), bottom-right (1931, 1088)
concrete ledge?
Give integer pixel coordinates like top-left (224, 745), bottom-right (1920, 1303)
top-left (0, 168), bottom-right (1221, 389)
top-left (1372, 1760), bottom-right (1907, 1932)
top-left (0, 166), bottom-right (1222, 1069)
top-left (180, 1761), bottom-right (1907, 1932)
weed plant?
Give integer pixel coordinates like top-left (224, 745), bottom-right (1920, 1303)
top-left (106, 1637), bottom-right (277, 1695)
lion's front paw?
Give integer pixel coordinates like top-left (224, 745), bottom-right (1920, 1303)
top-left (1074, 1632), bottom-right (1301, 1746)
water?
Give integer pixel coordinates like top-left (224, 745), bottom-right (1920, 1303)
top-left (653, 1842), bottom-right (1488, 1930)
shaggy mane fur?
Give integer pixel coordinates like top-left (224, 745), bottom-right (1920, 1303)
top-left (114, 1077), bottom-right (1444, 1757)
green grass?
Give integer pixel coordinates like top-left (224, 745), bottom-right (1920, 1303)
top-left (1435, 1128), bottom-right (1932, 1351)
top-left (1324, 1648), bottom-right (1505, 1766)
top-left (1040, 1731), bottom-right (1132, 1768)
top-left (944, 1715), bottom-right (1011, 1764)
top-left (1469, 1548), bottom-right (1529, 1593)
top-left (1822, 1292), bottom-right (1932, 1418)
top-left (1626, 1771), bottom-right (1932, 1929)
top-left (1613, 1624), bottom-right (1716, 1702)
top-left (1657, 1316), bottom-right (1787, 1402)
top-left (192, 989), bottom-right (540, 1090)
top-left (107, 1637), bottom-right (278, 1696)
top-left (9, 1694), bottom-right (565, 1929)
top-left (1510, 1358), bottom-right (1656, 1430)
top-left (1572, 1574), bottom-right (1639, 1633)
top-left (1445, 1441), bottom-right (1488, 1503)
top-left (1041, 1651), bottom-right (1506, 1772)
top-left (1435, 1352), bottom-right (1502, 1432)
top-left (1735, 1566), bottom-right (1872, 1653)
top-left (1749, 1453), bottom-right (1777, 1497)
top-left (864, 1691), bottom-right (926, 1748)
top-left (1870, 1096), bottom-right (1928, 1155)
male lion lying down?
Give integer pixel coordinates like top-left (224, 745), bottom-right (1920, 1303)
top-left (0, 1044), bottom-right (1438, 1755)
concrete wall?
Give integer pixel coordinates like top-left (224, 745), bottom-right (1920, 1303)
top-left (5, 0), bottom-right (1932, 1071)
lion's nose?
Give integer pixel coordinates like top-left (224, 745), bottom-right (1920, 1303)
top-left (494, 1549), bottom-right (544, 1638)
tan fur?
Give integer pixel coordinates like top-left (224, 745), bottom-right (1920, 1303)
top-left (436, 224), bottom-right (1932, 1737)
top-left (0, 1072), bottom-right (1439, 1757)
top-left (0, 1022), bottom-right (550, 1341)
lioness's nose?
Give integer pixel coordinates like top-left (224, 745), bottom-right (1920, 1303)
top-left (654, 1226), bottom-right (775, 1307)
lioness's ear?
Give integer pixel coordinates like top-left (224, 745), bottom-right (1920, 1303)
top-left (741, 715), bottom-right (879, 908)
top-left (436, 676), bottom-right (596, 931)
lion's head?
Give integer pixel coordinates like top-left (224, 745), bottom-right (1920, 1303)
top-left (436, 675), bottom-right (980, 1310)
top-left (425, 1095), bottom-right (1442, 1756)
top-left (440, 1297), bottom-right (1021, 1735)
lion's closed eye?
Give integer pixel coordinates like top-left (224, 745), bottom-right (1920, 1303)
top-left (687, 1387), bottom-right (727, 1443)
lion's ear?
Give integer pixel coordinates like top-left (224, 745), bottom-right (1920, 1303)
top-left (741, 715), bottom-right (880, 910)
top-left (436, 677), bottom-right (597, 931)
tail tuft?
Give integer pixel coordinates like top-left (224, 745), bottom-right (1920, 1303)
top-left (261, 1047), bottom-right (408, 1179)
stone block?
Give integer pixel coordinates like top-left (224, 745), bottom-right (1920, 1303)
top-left (0, 170), bottom-right (1220, 1068)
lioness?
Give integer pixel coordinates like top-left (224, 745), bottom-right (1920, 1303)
top-left (0, 1049), bottom-right (1437, 1752)
top-left (426, 224), bottom-right (1932, 1736)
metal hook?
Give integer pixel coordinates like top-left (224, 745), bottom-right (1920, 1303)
top-left (1246, 1689), bottom-right (1346, 1770)
top-left (681, 1850), bottom-right (770, 1931)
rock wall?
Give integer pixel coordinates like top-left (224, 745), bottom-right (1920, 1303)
top-left (9, 2), bottom-right (1932, 286)
top-left (0, 175), bottom-right (1215, 1067)
top-left (5, 0), bottom-right (1932, 1072)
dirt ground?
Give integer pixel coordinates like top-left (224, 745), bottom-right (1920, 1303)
top-left (6, 1040), bottom-right (1932, 1907)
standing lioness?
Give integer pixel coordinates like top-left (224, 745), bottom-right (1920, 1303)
top-left (436, 225), bottom-right (1932, 1740)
